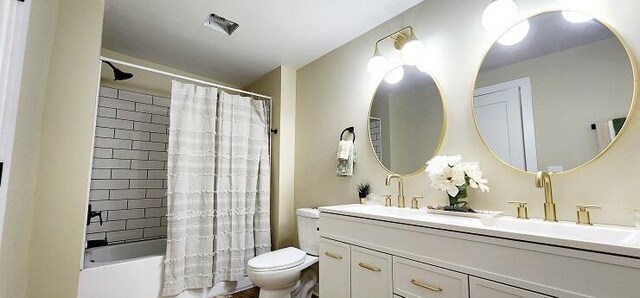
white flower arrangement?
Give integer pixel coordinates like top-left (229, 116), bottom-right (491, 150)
top-left (425, 155), bottom-right (490, 197)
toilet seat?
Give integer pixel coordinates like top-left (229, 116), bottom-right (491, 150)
top-left (248, 247), bottom-right (306, 272)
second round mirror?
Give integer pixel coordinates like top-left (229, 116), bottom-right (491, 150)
top-left (474, 11), bottom-right (635, 173)
top-left (368, 65), bottom-right (445, 175)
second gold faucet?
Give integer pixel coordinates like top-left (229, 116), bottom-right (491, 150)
top-left (535, 171), bottom-right (557, 222)
top-left (385, 174), bottom-right (405, 208)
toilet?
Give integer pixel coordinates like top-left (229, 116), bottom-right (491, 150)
top-left (247, 208), bottom-right (320, 298)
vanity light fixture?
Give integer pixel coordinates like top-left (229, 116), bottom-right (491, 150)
top-left (562, 11), bottom-right (593, 23)
top-left (481, 0), bottom-right (519, 35)
top-left (367, 26), bottom-right (427, 82)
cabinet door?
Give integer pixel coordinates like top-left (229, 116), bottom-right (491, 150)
top-left (351, 246), bottom-right (393, 298)
top-left (319, 238), bottom-right (351, 298)
top-left (393, 257), bottom-right (468, 298)
top-left (469, 276), bottom-right (551, 298)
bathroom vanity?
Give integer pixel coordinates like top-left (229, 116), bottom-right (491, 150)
top-left (318, 204), bottom-right (640, 298)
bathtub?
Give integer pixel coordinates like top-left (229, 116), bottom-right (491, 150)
top-left (78, 239), bottom-right (254, 298)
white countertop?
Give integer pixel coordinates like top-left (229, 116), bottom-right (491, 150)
top-left (319, 204), bottom-right (640, 259)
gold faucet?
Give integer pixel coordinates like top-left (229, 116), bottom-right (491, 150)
top-left (385, 174), bottom-right (405, 208)
top-left (535, 171), bottom-right (557, 222)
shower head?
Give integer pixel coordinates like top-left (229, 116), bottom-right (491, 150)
top-left (102, 61), bottom-right (134, 81)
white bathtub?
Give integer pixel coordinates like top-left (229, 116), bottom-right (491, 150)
top-left (78, 239), bottom-right (254, 298)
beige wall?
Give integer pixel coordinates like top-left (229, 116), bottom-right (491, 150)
top-left (25, 1), bottom-right (105, 297)
top-left (295, 0), bottom-right (640, 227)
top-left (100, 49), bottom-right (235, 98)
top-left (248, 66), bottom-right (297, 249)
top-left (0, 1), bottom-right (59, 297)
top-left (477, 37), bottom-right (633, 171)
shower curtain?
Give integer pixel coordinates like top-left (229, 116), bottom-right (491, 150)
top-left (162, 81), bottom-right (271, 296)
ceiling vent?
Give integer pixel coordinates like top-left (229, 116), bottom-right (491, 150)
top-left (204, 13), bottom-right (239, 36)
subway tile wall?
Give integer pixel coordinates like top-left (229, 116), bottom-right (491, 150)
top-left (86, 86), bottom-right (170, 244)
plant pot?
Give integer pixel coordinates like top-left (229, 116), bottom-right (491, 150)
top-left (448, 185), bottom-right (468, 207)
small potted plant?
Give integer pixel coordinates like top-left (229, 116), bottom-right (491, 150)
top-left (356, 183), bottom-right (371, 204)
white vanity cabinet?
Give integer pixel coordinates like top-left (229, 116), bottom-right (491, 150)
top-left (319, 208), bottom-right (640, 298)
top-left (319, 238), bottom-right (351, 298)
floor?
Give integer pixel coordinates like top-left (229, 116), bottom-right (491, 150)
top-left (216, 287), bottom-right (259, 298)
top-left (217, 287), bottom-right (319, 298)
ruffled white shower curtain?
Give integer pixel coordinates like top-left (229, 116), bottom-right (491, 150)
top-left (162, 81), bottom-right (271, 296)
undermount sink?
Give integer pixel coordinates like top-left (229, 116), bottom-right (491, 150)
top-left (479, 216), bottom-right (640, 246)
top-left (319, 204), bottom-right (640, 258)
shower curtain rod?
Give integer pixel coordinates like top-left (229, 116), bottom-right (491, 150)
top-left (99, 56), bottom-right (272, 100)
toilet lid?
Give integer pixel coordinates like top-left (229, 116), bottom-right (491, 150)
top-left (247, 247), bottom-right (306, 272)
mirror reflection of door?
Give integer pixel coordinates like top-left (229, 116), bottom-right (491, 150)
top-left (474, 78), bottom-right (538, 172)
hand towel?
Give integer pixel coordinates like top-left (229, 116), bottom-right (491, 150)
top-left (337, 141), bottom-right (356, 176)
top-left (337, 140), bottom-right (353, 160)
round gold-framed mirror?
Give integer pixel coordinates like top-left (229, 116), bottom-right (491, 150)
top-left (368, 64), bottom-right (447, 176)
top-left (472, 10), bottom-right (637, 174)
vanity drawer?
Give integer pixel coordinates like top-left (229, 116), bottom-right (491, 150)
top-left (393, 257), bottom-right (469, 298)
top-left (469, 276), bottom-right (551, 298)
top-left (319, 238), bottom-right (351, 298)
top-left (351, 246), bottom-right (393, 298)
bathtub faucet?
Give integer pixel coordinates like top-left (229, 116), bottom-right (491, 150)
top-left (87, 204), bottom-right (103, 226)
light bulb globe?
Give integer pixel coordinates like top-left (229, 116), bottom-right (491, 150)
top-left (481, 0), bottom-right (518, 35)
top-left (498, 19), bottom-right (530, 46)
top-left (401, 39), bottom-right (426, 65)
top-left (562, 11), bottom-right (593, 23)
top-left (384, 67), bottom-right (404, 84)
top-left (367, 55), bottom-right (388, 77)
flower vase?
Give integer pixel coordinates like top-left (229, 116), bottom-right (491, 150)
top-left (448, 185), bottom-right (468, 207)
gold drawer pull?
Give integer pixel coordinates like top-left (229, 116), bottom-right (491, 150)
top-left (358, 262), bottom-right (381, 272)
top-left (324, 252), bottom-right (342, 260)
top-left (411, 279), bottom-right (443, 292)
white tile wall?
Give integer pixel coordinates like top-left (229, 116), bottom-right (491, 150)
top-left (87, 86), bottom-right (170, 244)
top-left (369, 117), bottom-right (383, 161)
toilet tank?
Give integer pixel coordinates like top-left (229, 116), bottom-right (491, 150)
top-left (296, 208), bottom-right (320, 256)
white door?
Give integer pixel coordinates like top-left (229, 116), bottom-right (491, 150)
top-left (474, 78), bottom-right (537, 172)
top-left (0, 0), bottom-right (31, 243)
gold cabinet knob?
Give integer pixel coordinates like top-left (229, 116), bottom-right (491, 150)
top-left (383, 194), bottom-right (392, 207)
top-left (576, 204), bottom-right (601, 225)
top-left (411, 196), bottom-right (424, 209)
top-left (507, 201), bottom-right (529, 219)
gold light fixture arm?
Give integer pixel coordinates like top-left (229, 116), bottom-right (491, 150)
top-left (375, 26), bottom-right (414, 50)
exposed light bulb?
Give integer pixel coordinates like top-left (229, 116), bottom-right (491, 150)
top-left (416, 59), bottom-right (430, 73)
top-left (384, 67), bottom-right (404, 84)
top-left (481, 0), bottom-right (519, 35)
top-left (367, 48), bottom-right (389, 77)
top-left (401, 36), bottom-right (426, 65)
top-left (498, 19), bottom-right (529, 45)
top-left (562, 11), bottom-right (593, 23)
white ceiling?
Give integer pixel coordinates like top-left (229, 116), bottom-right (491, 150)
top-left (481, 11), bottom-right (614, 72)
top-left (102, 0), bottom-right (423, 86)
